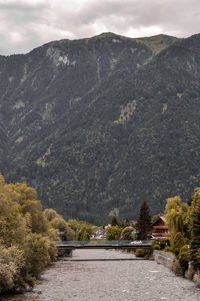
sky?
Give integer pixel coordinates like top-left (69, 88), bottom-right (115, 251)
top-left (0, 0), bottom-right (200, 55)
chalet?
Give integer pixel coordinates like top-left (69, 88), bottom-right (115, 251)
top-left (151, 216), bottom-right (170, 239)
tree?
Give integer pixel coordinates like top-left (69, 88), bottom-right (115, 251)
top-left (190, 197), bottom-right (200, 270)
top-left (164, 196), bottom-right (188, 237)
top-left (170, 232), bottom-right (186, 255)
top-left (185, 188), bottom-right (200, 239)
top-left (50, 216), bottom-right (75, 241)
top-left (44, 209), bottom-right (57, 222)
top-left (120, 218), bottom-right (130, 228)
top-left (136, 200), bottom-right (151, 240)
top-left (106, 225), bottom-right (122, 240)
top-left (77, 226), bottom-right (92, 241)
top-left (0, 174), bottom-right (58, 293)
top-left (111, 216), bottom-right (118, 226)
top-left (67, 219), bottom-right (80, 233)
top-left (120, 226), bottom-right (134, 240)
top-left (0, 245), bottom-right (25, 293)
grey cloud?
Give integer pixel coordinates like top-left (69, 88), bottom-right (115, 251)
top-left (0, 0), bottom-right (200, 55)
top-left (0, 0), bottom-right (48, 11)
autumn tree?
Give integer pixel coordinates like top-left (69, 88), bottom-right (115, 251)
top-left (0, 174), bottom-right (58, 293)
top-left (44, 208), bottom-right (57, 222)
top-left (77, 226), bottom-right (91, 241)
top-left (164, 196), bottom-right (188, 237)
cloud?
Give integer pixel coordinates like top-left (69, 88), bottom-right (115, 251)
top-left (0, 0), bottom-right (200, 55)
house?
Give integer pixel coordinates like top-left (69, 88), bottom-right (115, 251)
top-left (151, 216), bottom-right (170, 239)
top-left (91, 228), bottom-right (106, 240)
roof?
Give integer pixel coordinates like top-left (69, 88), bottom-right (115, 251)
top-left (151, 216), bottom-right (167, 226)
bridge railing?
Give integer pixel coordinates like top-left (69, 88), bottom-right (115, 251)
top-left (55, 240), bottom-right (152, 246)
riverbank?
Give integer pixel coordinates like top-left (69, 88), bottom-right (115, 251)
top-left (2, 249), bottom-right (200, 301)
top-left (153, 250), bottom-right (200, 286)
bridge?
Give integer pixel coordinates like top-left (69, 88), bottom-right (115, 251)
top-left (56, 240), bottom-right (152, 250)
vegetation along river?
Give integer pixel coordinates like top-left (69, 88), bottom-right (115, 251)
top-left (2, 249), bottom-right (200, 301)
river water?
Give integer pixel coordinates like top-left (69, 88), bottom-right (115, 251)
top-left (2, 249), bottom-right (200, 301)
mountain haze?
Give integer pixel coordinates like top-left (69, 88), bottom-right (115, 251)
top-left (0, 32), bottom-right (200, 224)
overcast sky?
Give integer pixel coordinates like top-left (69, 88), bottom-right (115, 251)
top-left (0, 0), bottom-right (200, 55)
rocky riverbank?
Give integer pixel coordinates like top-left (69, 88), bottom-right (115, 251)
top-left (2, 249), bottom-right (200, 301)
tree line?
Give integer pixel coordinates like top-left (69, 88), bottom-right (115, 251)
top-left (1, 171), bottom-right (200, 293)
top-left (0, 174), bottom-right (102, 294)
top-left (163, 189), bottom-right (200, 277)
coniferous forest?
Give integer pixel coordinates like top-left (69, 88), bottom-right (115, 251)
top-left (1, 33), bottom-right (200, 224)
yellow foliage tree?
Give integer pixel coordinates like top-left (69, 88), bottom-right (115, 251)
top-left (0, 174), bottom-right (58, 293)
top-left (164, 196), bottom-right (188, 237)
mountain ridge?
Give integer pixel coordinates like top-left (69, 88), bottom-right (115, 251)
top-left (0, 32), bottom-right (200, 224)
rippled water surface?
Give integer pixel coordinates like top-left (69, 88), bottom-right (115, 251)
top-left (2, 249), bottom-right (200, 301)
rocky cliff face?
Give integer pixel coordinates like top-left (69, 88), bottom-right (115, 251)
top-left (1, 32), bottom-right (200, 224)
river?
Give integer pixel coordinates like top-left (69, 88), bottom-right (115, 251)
top-left (2, 249), bottom-right (200, 301)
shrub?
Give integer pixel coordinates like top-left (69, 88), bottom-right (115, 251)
top-left (0, 175), bottom-right (58, 293)
top-left (22, 233), bottom-right (57, 278)
top-left (178, 245), bottom-right (190, 274)
top-left (64, 226), bottom-right (76, 241)
top-left (135, 249), bottom-right (146, 257)
top-left (170, 232), bottom-right (186, 255)
top-left (106, 225), bottom-right (122, 240)
top-left (77, 226), bottom-right (92, 241)
top-left (152, 239), bottom-right (169, 250)
top-left (153, 244), bottom-right (160, 250)
top-left (159, 240), bottom-right (168, 250)
top-left (135, 249), bottom-right (152, 258)
top-left (164, 246), bottom-right (172, 252)
top-left (0, 245), bottom-right (25, 293)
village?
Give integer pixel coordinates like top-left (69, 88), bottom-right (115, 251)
top-left (91, 215), bottom-right (170, 240)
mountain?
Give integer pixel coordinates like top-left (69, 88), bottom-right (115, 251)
top-left (1, 32), bottom-right (200, 224)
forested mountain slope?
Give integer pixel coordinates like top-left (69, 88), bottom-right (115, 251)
top-left (1, 32), bottom-right (200, 224)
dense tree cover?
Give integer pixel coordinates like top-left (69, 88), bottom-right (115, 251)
top-left (164, 188), bottom-right (200, 275)
top-left (2, 33), bottom-right (200, 226)
top-left (44, 209), bottom-right (75, 241)
top-left (67, 219), bottom-right (94, 241)
top-left (0, 175), bottom-right (70, 293)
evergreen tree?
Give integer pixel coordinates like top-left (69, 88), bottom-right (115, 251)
top-left (190, 199), bottom-right (200, 270)
top-left (111, 216), bottom-right (118, 226)
top-left (120, 218), bottom-right (130, 228)
top-left (136, 200), bottom-right (151, 240)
